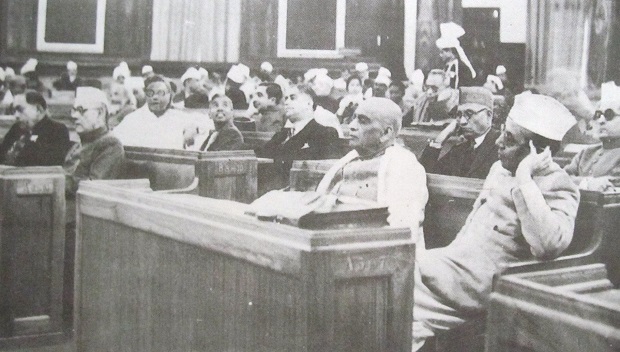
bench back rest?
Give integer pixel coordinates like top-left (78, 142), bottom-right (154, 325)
top-left (122, 146), bottom-right (200, 191)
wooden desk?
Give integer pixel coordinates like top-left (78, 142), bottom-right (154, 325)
top-left (75, 181), bottom-right (415, 351)
top-left (0, 167), bottom-right (71, 350)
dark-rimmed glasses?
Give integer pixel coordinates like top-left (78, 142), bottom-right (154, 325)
top-left (454, 108), bottom-right (486, 121)
top-left (594, 109), bottom-right (619, 121)
top-left (145, 90), bottom-right (168, 98)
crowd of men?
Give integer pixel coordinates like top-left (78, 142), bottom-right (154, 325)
top-left (0, 20), bottom-right (619, 351)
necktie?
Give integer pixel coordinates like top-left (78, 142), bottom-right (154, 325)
top-left (459, 140), bottom-right (476, 175)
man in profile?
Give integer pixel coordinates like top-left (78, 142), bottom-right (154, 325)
top-left (419, 87), bottom-right (499, 179)
top-left (0, 91), bottom-right (70, 166)
top-left (251, 82), bottom-right (286, 133)
top-left (413, 92), bottom-right (580, 351)
top-left (316, 97), bottom-right (428, 248)
top-left (65, 87), bottom-right (124, 195)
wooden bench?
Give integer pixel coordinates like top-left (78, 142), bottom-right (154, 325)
top-left (288, 160), bottom-right (619, 351)
top-left (122, 146), bottom-right (201, 191)
top-left (487, 262), bottom-right (620, 351)
top-left (0, 167), bottom-right (73, 350)
top-left (75, 180), bottom-right (415, 351)
top-left (121, 147), bottom-right (259, 203)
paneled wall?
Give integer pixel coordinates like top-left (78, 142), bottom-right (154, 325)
top-left (0, 0), bottom-right (152, 67)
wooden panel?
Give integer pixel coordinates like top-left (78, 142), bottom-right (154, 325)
top-left (0, 167), bottom-right (69, 349)
top-left (76, 181), bottom-right (414, 351)
top-left (487, 264), bottom-right (620, 352)
top-left (241, 131), bottom-right (275, 150)
top-left (398, 126), bottom-right (460, 158)
top-left (196, 150), bottom-right (257, 203)
top-left (123, 146), bottom-right (200, 191)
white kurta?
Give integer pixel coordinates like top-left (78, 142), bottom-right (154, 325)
top-left (412, 161), bottom-right (580, 349)
top-left (112, 105), bottom-right (213, 150)
top-left (317, 144), bottom-right (429, 247)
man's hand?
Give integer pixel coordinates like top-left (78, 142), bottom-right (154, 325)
top-left (516, 141), bottom-right (552, 184)
top-left (433, 119), bottom-right (459, 145)
top-left (183, 124), bottom-right (200, 147)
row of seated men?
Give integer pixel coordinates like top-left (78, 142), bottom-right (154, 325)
top-left (0, 79), bottom-right (619, 350)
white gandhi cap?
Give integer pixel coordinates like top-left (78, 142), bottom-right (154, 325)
top-left (508, 92), bottom-right (576, 141)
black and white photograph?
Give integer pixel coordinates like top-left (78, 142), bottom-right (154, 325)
top-left (0, 0), bottom-right (619, 351)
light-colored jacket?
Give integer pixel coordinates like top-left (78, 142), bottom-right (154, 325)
top-left (418, 161), bottom-right (580, 311)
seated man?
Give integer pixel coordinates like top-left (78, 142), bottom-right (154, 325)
top-left (53, 61), bottom-right (83, 91)
top-left (402, 69), bottom-right (459, 126)
top-left (251, 82), bottom-right (286, 133)
top-left (564, 101), bottom-right (620, 191)
top-left (419, 87), bottom-right (500, 179)
top-left (316, 97), bottom-right (428, 246)
top-left (64, 87), bottom-right (124, 195)
top-left (387, 80), bottom-right (409, 113)
top-left (412, 92), bottom-right (580, 351)
top-left (0, 91), bottom-right (70, 166)
top-left (258, 84), bottom-right (339, 161)
top-left (194, 94), bottom-right (244, 152)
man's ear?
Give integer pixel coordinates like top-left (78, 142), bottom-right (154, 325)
top-left (380, 125), bottom-right (394, 143)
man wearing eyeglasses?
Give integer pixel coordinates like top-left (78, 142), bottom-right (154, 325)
top-left (402, 69), bottom-right (458, 126)
top-left (419, 86), bottom-right (500, 179)
top-left (64, 87), bottom-right (124, 196)
top-left (564, 100), bottom-right (620, 191)
top-left (0, 91), bottom-right (70, 166)
top-left (413, 92), bottom-right (580, 351)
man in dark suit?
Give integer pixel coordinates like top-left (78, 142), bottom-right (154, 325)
top-left (52, 61), bottom-right (83, 91)
top-left (419, 87), bottom-right (499, 179)
top-left (257, 84), bottom-right (339, 161)
top-left (198, 94), bottom-right (244, 152)
top-left (0, 91), bottom-right (70, 166)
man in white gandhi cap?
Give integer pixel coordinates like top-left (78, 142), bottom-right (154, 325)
top-left (412, 92), bottom-right (580, 350)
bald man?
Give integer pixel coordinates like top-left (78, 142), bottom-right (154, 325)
top-left (317, 97), bottom-right (428, 248)
top-left (197, 94), bottom-right (244, 151)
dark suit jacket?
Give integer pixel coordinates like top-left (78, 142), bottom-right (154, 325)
top-left (420, 128), bottom-right (500, 179)
top-left (0, 117), bottom-right (71, 166)
top-left (200, 125), bottom-right (245, 152)
top-left (257, 119), bottom-right (339, 161)
top-left (52, 73), bottom-right (83, 91)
